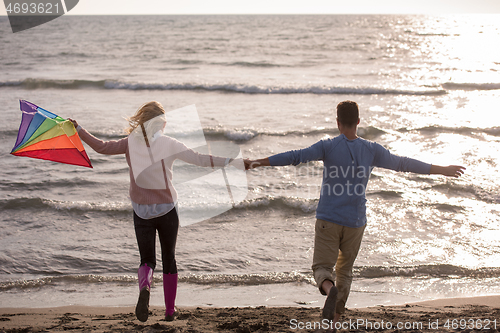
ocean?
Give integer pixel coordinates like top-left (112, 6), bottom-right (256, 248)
top-left (0, 14), bottom-right (499, 309)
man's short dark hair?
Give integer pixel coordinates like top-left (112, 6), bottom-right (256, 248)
top-left (337, 100), bottom-right (359, 127)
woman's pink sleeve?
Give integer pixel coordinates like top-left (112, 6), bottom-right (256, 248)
top-left (78, 128), bottom-right (127, 155)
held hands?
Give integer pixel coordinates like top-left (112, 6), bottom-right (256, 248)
top-left (243, 158), bottom-right (270, 170)
top-left (244, 159), bottom-right (254, 170)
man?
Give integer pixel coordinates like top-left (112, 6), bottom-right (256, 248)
top-left (244, 100), bottom-right (465, 325)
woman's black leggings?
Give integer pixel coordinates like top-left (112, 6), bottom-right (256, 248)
top-left (133, 208), bottom-right (179, 274)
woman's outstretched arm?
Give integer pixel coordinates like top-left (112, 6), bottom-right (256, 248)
top-left (69, 118), bottom-right (127, 155)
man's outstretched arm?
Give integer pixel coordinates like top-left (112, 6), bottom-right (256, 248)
top-left (374, 143), bottom-right (466, 178)
top-left (245, 140), bottom-right (326, 170)
top-left (430, 165), bottom-right (466, 178)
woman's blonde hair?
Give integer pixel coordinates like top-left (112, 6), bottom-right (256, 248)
top-left (125, 101), bottom-right (166, 134)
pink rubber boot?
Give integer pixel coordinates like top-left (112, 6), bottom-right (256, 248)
top-left (135, 264), bottom-right (153, 322)
top-left (163, 273), bottom-right (178, 321)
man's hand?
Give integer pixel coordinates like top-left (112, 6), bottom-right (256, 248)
top-left (244, 158), bottom-right (271, 170)
top-left (430, 165), bottom-right (466, 178)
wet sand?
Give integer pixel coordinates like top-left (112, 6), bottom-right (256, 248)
top-left (1, 296), bottom-right (499, 332)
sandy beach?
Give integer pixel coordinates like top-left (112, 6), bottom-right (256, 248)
top-left (1, 295), bottom-right (499, 332)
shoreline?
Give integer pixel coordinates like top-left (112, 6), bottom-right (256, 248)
top-left (5, 278), bottom-right (499, 310)
top-left (1, 295), bottom-right (499, 332)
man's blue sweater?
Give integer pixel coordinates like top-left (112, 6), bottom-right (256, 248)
top-left (268, 134), bottom-right (431, 228)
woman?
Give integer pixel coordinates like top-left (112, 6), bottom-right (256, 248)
top-left (69, 101), bottom-right (232, 322)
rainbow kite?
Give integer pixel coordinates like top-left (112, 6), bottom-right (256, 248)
top-left (11, 100), bottom-right (92, 168)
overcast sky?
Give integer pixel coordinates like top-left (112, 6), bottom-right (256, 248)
top-left (2, 0), bottom-right (500, 15)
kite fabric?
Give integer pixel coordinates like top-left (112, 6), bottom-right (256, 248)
top-left (11, 100), bottom-right (93, 168)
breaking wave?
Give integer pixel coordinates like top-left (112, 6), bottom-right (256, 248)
top-left (0, 78), bottom-right (447, 95)
top-left (442, 82), bottom-right (500, 91)
top-left (203, 125), bottom-right (386, 141)
top-left (398, 125), bottom-right (500, 137)
top-left (2, 264), bottom-right (499, 291)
